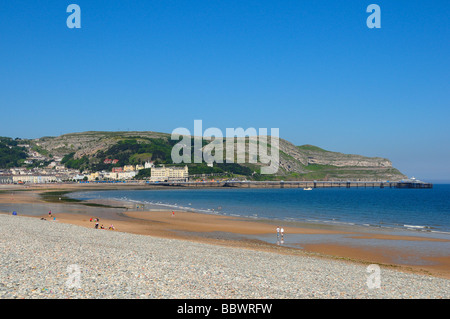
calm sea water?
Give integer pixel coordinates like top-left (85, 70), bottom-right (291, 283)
top-left (71, 184), bottom-right (450, 234)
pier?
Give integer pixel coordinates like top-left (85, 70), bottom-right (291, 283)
top-left (153, 180), bottom-right (433, 189)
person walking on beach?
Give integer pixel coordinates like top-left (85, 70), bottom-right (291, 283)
top-left (276, 226), bottom-right (280, 240)
top-left (280, 227), bottom-right (284, 241)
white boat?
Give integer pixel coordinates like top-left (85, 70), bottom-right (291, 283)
top-left (303, 187), bottom-right (312, 191)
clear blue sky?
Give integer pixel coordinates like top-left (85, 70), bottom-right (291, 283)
top-left (1, 1), bottom-right (449, 181)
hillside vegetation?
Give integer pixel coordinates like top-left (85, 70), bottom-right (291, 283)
top-left (0, 137), bottom-right (28, 168)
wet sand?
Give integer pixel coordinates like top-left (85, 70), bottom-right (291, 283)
top-left (1, 183), bottom-right (449, 279)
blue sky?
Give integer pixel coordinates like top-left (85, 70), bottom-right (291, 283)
top-left (1, 1), bottom-right (449, 181)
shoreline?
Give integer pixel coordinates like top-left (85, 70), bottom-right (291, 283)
top-left (67, 183), bottom-right (450, 235)
top-left (1, 183), bottom-right (449, 279)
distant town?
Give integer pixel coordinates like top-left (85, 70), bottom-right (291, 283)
top-left (0, 143), bottom-right (191, 184)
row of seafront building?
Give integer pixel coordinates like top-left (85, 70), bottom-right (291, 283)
top-left (0, 143), bottom-right (190, 184)
top-left (0, 164), bottom-right (189, 184)
top-left (0, 166), bottom-right (81, 184)
top-left (85, 163), bottom-right (189, 182)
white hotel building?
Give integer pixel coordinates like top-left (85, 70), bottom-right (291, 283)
top-left (150, 165), bottom-right (189, 182)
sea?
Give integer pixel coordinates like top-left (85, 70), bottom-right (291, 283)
top-left (70, 184), bottom-right (450, 235)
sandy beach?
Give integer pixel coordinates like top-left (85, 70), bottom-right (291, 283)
top-left (1, 183), bottom-right (449, 280)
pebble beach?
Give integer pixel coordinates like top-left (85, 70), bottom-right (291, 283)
top-left (1, 214), bottom-right (448, 299)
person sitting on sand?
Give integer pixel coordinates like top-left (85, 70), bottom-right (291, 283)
top-left (109, 224), bottom-right (115, 230)
top-left (95, 222), bottom-right (99, 229)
